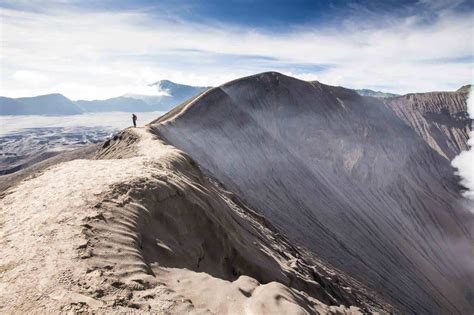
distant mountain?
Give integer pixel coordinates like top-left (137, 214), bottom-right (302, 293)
top-left (76, 96), bottom-right (155, 112)
top-left (0, 94), bottom-right (83, 115)
top-left (0, 97), bottom-right (27, 115)
top-left (126, 80), bottom-right (209, 111)
top-left (355, 89), bottom-right (399, 98)
top-left (76, 81), bottom-right (209, 113)
top-left (0, 80), bottom-right (210, 115)
top-left (457, 84), bottom-right (472, 93)
top-left (17, 94), bottom-right (84, 115)
top-left (356, 85), bottom-right (472, 98)
top-left (154, 79), bottom-right (209, 99)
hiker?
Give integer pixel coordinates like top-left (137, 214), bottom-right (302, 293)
top-left (132, 113), bottom-right (137, 127)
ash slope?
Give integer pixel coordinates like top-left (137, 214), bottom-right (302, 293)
top-left (153, 72), bottom-right (474, 314)
top-left (0, 127), bottom-right (391, 313)
top-left (384, 90), bottom-right (471, 160)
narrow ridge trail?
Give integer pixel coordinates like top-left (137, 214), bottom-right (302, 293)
top-left (0, 127), bottom-right (391, 313)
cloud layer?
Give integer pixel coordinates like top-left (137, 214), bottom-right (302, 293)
top-left (0, 3), bottom-right (473, 99)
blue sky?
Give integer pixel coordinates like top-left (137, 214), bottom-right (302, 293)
top-left (0, 0), bottom-right (473, 99)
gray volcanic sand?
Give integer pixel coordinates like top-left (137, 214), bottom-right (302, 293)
top-left (384, 91), bottom-right (470, 160)
top-left (1, 127), bottom-right (390, 313)
top-left (153, 72), bottom-right (474, 314)
top-left (1, 72), bottom-right (472, 314)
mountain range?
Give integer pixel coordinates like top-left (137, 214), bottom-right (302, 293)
top-left (0, 94), bottom-right (83, 115)
top-left (1, 79), bottom-right (417, 116)
top-left (0, 80), bottom-right (209, 115)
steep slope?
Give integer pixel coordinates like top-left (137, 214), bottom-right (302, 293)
top-left (13, 94), bottom-right (84, 115)
top-left (153, 72), bottom-right (474, 314)
top-left (383, 90), bottom-right (471, 160)
top-left (76, 97), bottom-right (155, 112)
top-left (0, 127), bottom-right (391, 313)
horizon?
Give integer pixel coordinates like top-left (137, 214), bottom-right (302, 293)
top-left (1, 0), bottom-right (473, 100)
top-left (0, 74), bottom-right (471, 101)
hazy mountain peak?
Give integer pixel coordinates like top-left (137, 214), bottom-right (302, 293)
top-left (355, 89), bottom-right (399, 98)
top-left (18, 93), bottom-right (69, 100)
top-left (151, 79), bottom-right (208, 91)
top-left (1, 81), bottom-right (210, 115)
top-left (152, 79), bottom-right (179, 87)
top-left (457, 84), bottom-right (472, 93)
top-left (124, 79), bottom-right (210, 110)
top-left (0, 93), bottom-right (83, 115)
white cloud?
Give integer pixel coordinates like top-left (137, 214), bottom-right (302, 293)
top-left (12, 70), bottom-right (50, 86)
top-left (452, 88), bottom-right (474, 209)
top-left (0, 6), bottom-right (472, 99)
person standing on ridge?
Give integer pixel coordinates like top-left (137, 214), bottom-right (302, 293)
top-left (132, 113), bottom-right (137, 127)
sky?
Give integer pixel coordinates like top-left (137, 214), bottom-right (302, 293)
top-left (0, 0), bottom-right (473, 100)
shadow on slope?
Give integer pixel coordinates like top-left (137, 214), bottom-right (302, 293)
top-left (152, 72), bottom-right (474, 314)
top-left (82, 128), bottom-right (391, 313)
